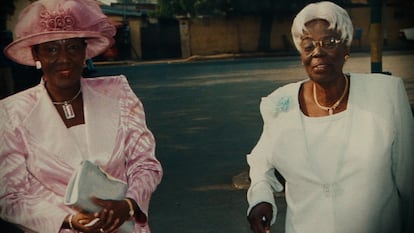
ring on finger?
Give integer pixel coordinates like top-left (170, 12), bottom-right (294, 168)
top-left (100, 228), bottom-right (104, 233)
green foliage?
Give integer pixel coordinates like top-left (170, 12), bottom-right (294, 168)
top-left (155, 0), bottom-right (229, 17)
top-left (155, 0), bottom-right (354, 18)
top-left (154, 0), bottom-right (305, 18)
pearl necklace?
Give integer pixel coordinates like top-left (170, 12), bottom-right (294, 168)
top-left (313, 75), bottom-right (349, 115)
top-left (52, 89), bottom-right (81, 119)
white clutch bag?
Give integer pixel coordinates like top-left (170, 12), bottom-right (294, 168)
top-left (64, 160), bottom-right (134, 233)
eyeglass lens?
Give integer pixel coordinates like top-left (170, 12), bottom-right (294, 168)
top-left (301, 37), bottom-right (341, 53)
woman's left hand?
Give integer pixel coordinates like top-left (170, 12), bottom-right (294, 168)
top-left (85, 197), bottom-right (132, 233)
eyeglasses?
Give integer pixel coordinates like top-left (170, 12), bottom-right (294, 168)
top-left (301, 37), bottom-right (343, 53)
top-left (35, 39), bottom-right (86, 57)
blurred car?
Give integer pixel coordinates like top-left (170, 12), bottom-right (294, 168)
top-left (399, 27), bottom-right (414, 41)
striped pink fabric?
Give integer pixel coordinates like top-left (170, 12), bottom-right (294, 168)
top-left (0, 76), bottom-right (163, 233)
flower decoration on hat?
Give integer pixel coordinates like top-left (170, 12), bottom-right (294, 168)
top-left (40, 9), bottom-right (75, 32)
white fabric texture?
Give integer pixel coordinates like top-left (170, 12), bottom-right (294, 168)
top-left (247, 73), bottom-right (414, 233)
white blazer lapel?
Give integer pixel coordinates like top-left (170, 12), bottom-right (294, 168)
top-left (82, 79), bottom-right (119, 163)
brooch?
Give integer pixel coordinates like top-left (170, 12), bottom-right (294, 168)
top-left (276, 96), bottom-right (291, 113)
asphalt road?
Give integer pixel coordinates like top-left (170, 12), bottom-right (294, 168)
top-left (94, 51), bottom-right (414, 233)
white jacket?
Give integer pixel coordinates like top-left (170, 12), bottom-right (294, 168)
top-left (247, 73), bottom-right (414, 233)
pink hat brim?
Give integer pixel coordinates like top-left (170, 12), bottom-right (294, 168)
top-left (4, 30), bottom-right (114, 66)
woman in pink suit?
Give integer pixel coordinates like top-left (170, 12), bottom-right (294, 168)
top-left (0, 0), bottom-right (162, 232)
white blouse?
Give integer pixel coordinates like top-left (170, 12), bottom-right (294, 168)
top-left (301, 111), bottom-right (348, 185)
top-left (68, 124), bottom-right (88, 160)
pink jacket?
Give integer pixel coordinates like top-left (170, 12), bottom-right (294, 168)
top-left (0, 75), bottom-right (163, 233)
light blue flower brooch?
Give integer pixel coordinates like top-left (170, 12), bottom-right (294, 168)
top-left (261, 95), bottom-right (292, 120)
top-left (275, 96), bottom-right (291, 113)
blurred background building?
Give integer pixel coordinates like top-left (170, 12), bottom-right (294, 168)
top-left (3, 0), bottom-right (414, 62)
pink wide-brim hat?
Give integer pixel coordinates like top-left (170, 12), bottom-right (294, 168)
top-left (4, 0), bottom-right (116, 66)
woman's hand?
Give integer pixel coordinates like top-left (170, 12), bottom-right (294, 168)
top-left (64, 198), bottom-right (132, 233)
top-left (83, 197), bottom-right (132, 233)
top-left (65, 212), bottom-right (104, 233)
top-left (62, 198), bottom-right (133, 232)
top-left (247, 202), bottom-right (273, 233)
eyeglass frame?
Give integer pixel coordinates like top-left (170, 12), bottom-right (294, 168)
top-left (300, 37), bottom-right (345, 54)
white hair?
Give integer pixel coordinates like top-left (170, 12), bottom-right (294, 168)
top-left (291, 1), bottom-right (354, 52)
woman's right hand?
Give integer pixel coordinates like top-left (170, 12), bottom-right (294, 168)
top-left (247, 202), bottom-right (273, 233)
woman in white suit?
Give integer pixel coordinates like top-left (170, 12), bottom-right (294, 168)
top-left (246, 2), bottom-right (413, 233)
top-left (0, 0), bottom-right (162, 232)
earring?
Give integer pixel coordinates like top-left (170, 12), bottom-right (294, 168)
top-left (35, 61), bottom-right (42, 69)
